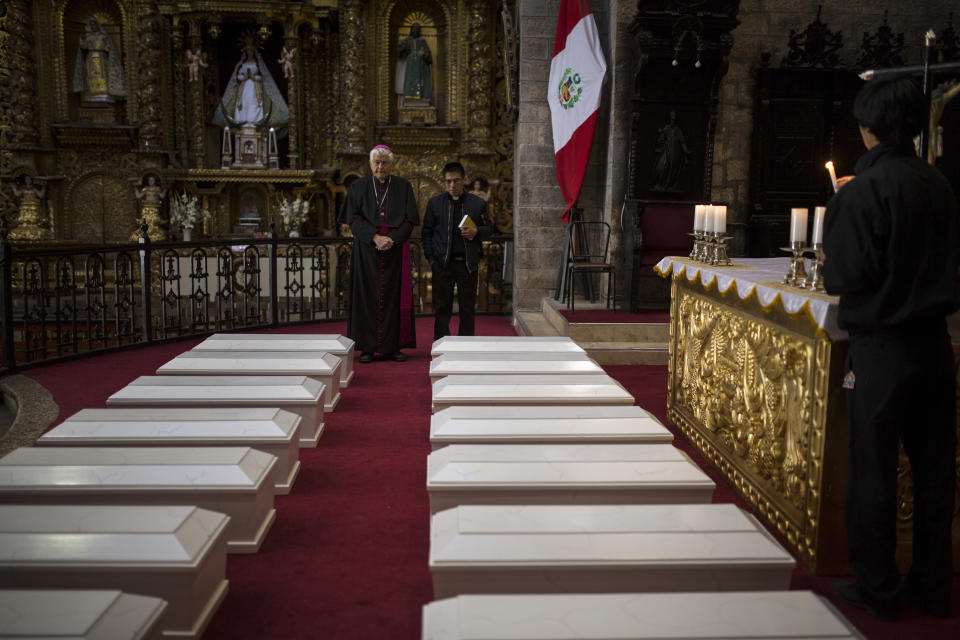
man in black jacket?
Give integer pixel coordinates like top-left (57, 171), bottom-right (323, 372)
top-left (823, 77), bottom-right (960, 621)
top-left (422, 161), bottom-right (493, 341)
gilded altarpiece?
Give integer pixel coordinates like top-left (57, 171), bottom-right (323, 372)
top-left (668, 273), bottom-right (960, 575)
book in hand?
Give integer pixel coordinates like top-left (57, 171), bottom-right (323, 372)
top-left (458, 214), bottom-right (477, 230)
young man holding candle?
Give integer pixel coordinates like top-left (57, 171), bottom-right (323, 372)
top-left (823, 77), bottom-right (960, 621)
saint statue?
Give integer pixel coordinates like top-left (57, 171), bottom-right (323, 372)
top-left (9, 175), bottom-right (51, 240)
top-left (133, 175), bottom-right (166, 241)
top-left (396, 24), bottom-right (433, 103)
top-left (652, 110), bottom-right (690, 192)
top-left (213, 35), bottom-right (289, 130)
top-left (185, 48), bottom-right (207, 83)
top-left (72, 17), bottom-right (126, 103)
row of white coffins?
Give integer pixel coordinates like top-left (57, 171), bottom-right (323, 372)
top-left (419, 336), bottom-right (864, 640)
top-left (0, 333), bottom-right (355, 639)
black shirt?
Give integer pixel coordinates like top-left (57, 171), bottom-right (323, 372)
top-left (449, 196), bottom-right (466, 257)
top-left (822, 142), bottom-right (960, 332)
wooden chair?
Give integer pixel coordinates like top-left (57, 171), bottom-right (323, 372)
top-left (564, 220), bottom-right (615, 312)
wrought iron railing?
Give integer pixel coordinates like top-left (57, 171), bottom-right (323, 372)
top-left (0, 230), bottom-right (513, 374)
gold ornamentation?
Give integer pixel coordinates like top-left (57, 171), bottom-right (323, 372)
top-left (465, 0), bottom-right (493, 152)
top-left (338, 0), bottom-right (366, 156)
top-left (668, 283), bottom-right (830, 568)
top-left (136, 2), bottom-right (163, 148)
top-left (5, 0), bottom-right (38, 144)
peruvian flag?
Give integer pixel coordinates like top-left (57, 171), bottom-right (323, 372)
top-left (549, 0), bottom-right (607, 222)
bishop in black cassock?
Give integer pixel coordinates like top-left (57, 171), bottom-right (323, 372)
top-left (339, 145), bottom-right (419, 361)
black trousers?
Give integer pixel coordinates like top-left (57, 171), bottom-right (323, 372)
top-left (432, 259), bottom-right (478, 341)
top-left (844, 323), bottom-right (956, 610)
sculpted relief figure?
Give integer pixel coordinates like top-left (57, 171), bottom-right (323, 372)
top-left (652, 110), bottom-right (691, 192)
top-left (396, 23), bottom-right (432, 103)
top-left (73, 17), bottom-right (126, 103)
top-left (279, 46), bottom-right (296, 80)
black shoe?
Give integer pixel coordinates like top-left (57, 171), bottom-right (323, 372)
top-left (389, 351), bottom-right (406, 362)
top-left (833, 581), bottom-right (899, 621)
top-left (358, 352), bottom-right (373, 363)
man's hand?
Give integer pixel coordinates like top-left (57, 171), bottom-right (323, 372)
top-left (460, 226), bottom-right (477, 241)
top-left (836, 175), bottom-right (854, 190)
top-left (373, 234), bottom-right (394, 251)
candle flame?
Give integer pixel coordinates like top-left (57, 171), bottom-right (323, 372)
top-left (825, 161), bottom-right (834, 170)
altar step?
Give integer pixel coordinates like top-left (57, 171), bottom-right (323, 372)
top-left (515, 297), bottom-right (669, 365)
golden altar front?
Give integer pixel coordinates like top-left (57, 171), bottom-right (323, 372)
top-left (659, 256), bottom-right (960, 575)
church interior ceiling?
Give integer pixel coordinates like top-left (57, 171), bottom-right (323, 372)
top-left (0, 0), bottom-right (516, 244)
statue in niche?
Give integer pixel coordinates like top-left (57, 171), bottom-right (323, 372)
top-left (652, 110), bottom-right (691, 192)
top-left (396, 23), bottom-right (433, 103)
top-left (73, 17), bottom-right (126, 103)
top-left (214, 34), bottom-right (289, 129)
top-left (185, 48), bottom-right (207, 83)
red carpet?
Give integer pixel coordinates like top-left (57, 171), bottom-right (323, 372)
top-left (22, 317), bottom-right (960, 639)
top-left (558, 308), bottom-right (670, 323)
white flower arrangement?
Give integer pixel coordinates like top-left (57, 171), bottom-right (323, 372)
top-left (170, 191), bottom-right (210, 230)
top-left (278, 194), bottom-right (310, 232)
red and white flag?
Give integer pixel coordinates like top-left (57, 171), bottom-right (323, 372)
top-left (549, 0), bottom-right (607, 222)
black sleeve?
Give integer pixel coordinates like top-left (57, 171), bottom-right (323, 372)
top-left (474, 198), bottom-right (493, 241)
top-left (822, 179), bottom-right (888, 296)
top-left (386, 181), bottom-right (419, 245)
top-left (421, 199), bottom-right (437, 264)
top-left (339, 181), bottom-right (377, 245)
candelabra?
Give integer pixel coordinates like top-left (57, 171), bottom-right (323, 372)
top-left (782, 242), bottom-right (808, 286)
top-left (804, 244), bottom-right (824, 291)
top-left (688, 231), bottom-right (704, 261)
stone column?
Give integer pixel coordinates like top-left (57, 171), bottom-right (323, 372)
top-left (337, 0), bottom-right (366, 158)
top-left (284, 28), bottom-right (299, 169)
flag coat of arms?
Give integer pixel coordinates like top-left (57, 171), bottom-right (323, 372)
top-left (549, 0), bottom-right (607, 222)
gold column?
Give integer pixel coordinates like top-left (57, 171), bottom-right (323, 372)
top-left (171, 21), bottom-right (189, 164)
top-left (465, 0), bottom-right (494, 155)
top-left (136, 1), bottom-right (163, 149)
top-left (187, 19), bottom-right (204, 168)
top-left (338, 0), bottom-right (366, 157)
top-left (284, 28), bottom-right (299, 169)
top-left (5, 0), bottom-right (38, 146)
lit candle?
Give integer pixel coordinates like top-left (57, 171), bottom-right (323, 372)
top-left (790, 207), bottom-right (808, 245)
top-left (706, 205), bottom-right (716, 234)
top-left (825, 161), bottom-right (838, 193)
top-left (694, 204), bottom-right (706, 232)
top-left (811, 206), bottom-right (826, 245)
top-left (714, 205), bottom-right (727, 234)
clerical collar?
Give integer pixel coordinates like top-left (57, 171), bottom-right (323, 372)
top-left (450, 195), bottom-right (460, 201)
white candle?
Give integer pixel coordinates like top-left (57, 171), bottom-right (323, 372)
top-left (694, 204), bottom-right (706, 232)
top-left (811, 206), bottom-right (826, 245)
top-left (790, 207), bottom-right (808, 245)
top-left (714, 205), bottom-right (727, 234)
top-left (825, 161), bottom-right (838, 193)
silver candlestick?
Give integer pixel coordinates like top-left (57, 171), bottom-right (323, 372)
top-left (781, 241), bottom-right (808, 286)
top-left (688, 231), bottom-right (703, 261)
top-left (804, 244), bottom-right (824, 291)
top-left (709, 232), bottom-right (733, 266)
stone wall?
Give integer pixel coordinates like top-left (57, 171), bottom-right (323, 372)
top-left (713, 0), bottom-right (957, 254)
top-left (513, 0), bottom-right (617, 311)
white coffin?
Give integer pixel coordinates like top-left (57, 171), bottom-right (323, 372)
top-left (421, 592), bottom-right (865, 640)
top-left (195, 333), bottom-right (355, 387)
top-left (0, 590), bottom-right (167, 640)
top-left (106, 375), bottom-right (324, 447)
top-left (157, 352), bottom-right (342, 411)
top-left (432, 374), bottom-right (634, 413)
top-left (431, 336), bottom-right (585, 358)
top-left (0, 505), bottom-right (229, 639)
top-left (38, 408), bottom-right (301, 494)
top-left (430, 405), bottom-right (672, 449)
top-left (429, 352), bottom-right (603, 381)
top-left (427, 444), bottom-right (714, 513)
top-left (0, 446), bottom-right (277, 554)
top-left (429, 504), bottom-right (796, 598)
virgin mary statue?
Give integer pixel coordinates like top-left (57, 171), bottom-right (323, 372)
top-left (213, 36), bottom-right (289, 129)
top-left (73, 17), bottom-right (126, 103)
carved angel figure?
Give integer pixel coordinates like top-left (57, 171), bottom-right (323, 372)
top-left (185, 48), bottom-right (208, 83)
top-left (279, 46), bottom-right (296, 80)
